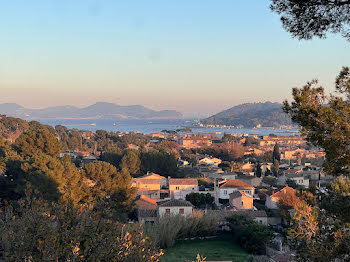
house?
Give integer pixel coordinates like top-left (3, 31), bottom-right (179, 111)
top-left (216, 180), bottom-right (255, 205)
top-left (135, 195), bottom-right (158, 223)
top-left (241, 162), bottom-right (254, 172)
top-left (132, 173), bottom-right (167, 200)
top-left (229, 191), bottom-right (253, 210)
top-left (132, 178), bottom-right (161, 192)
top-left (157, 199), bottom-right (193, 217)
top-left (179, 133), bottom-right (214, 148)
top-left (151, 132), bottom-right (165, 139)
top-left (81, 155), bottom-right (97, 166)
top-left (234, 210), bottom-right (269, 225)
top-left (265, 186), bottom-right (297, 209)
top-left (199, 157), bottom-right (222, 166)
top-left (139, 172), bottom-right (167, 187)
top-left (277, 173), bottom-right (309, 188)
top-left (169, 178), bottom-right (198, 199)
top-left (236, 175), bottom-right (262, 187)
top-left (281, 148), bottom-right (305, 160)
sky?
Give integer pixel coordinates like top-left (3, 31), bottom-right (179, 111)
top-left (0, 0), bottom-right (349, 118)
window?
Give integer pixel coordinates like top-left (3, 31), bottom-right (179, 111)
top-left (179, 208), bottom-right (184, 214)
top-left (224, 190), bottom-right (227, 195)
top-left (165, 208), bottom-right (170, 214)
top-left (176, 186), bottom-right (180, 190)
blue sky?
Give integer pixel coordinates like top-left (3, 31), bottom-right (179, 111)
top-left (0, 0), bottom-right (349, 117)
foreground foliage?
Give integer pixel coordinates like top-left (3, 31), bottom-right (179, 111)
top-left (0, 200), bottom-right (163, 262)
top-left (289, 178), bottom-right (350, 261)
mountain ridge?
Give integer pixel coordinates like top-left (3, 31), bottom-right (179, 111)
top-left (0, 102), bottom-right (183, 120)
top-left (200, 102), bottom-right (293, 128)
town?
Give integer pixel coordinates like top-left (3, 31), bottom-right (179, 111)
top-left (56, 129), bottom-right (328, 260)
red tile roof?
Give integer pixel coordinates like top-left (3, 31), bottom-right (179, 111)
top-left (139, 195), bottom-right (157, 206)
top-left (270, 186), bottom-right (296, 198)
top-left (220, 180), bottom-right (254, 189)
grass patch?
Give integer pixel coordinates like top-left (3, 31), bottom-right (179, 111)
top-left (161, 237), bottom-right (249, 262)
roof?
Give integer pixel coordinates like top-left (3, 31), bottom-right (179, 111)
top-left (157, 199), bottom-right (193, 207)
top-left (133, 178), bottom-right (161, 185)
top-left (220, 180), bottom-right (254, 189)
top-left (206, 210), bottom-right (236, 221)
top-left (237, 175), bottom-right (260, 181)
top-left (230, 191), bottom-right (253, 199)
top-left (139, 173), bottom-right (166, 180)
top-left (135, 195), bottom-right (157, 210)
top-left (270, 186), bottom-right (297, 199)
top-left (285, 173), bottom-right (304, 179)
top-left (169, 178), bottom-right (198, 186)
top-left (137, 209), bottom-right (157, 218)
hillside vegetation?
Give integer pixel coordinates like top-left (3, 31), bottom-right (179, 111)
top-left (201, 102), bottom-right (292, 128)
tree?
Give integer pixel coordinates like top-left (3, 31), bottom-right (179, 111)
top-left (100, 147), bottom-right (123, 167)
top-left (226, 215), bottom-right (273, 255)
top-left (140, 150), bottom-right (178, 177)
top-left (185, 193), bottom-right (214, 208)
top-left (82, 161), bottom-right (136, 220)
top-left (270, 0), bottom-right (350, 41)
top-left (255, 162), bottom-right (262, 177)
top-left (321, 177), bottom-right (350, 223)
top-left (272, 159), bottom-right (279, 176)
top-left (296, 152), bottom-right (302, 165)
top-left (13, 128), bottom-right (61, 158)
top-left (222, 133), bottom-right (237, 144)
top-left (283, 67), bottom-right (350, 176)
top-left (119, 150), bottom-right (141, 175)
top-left (272, 143), bottom-right (280, 162)
top-left (228, 161), bottom-right (239, 172)
top-left (228, 143), bottom-right (244, 160)
top-left (59, 155), bottom-right (88, 205)
top-left (288, 179), bottom-right (350, 261)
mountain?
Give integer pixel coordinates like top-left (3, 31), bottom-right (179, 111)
top-left (201, 102), bottom-right (292, 128)
top-left (0, 102), bottom-right (183, 120)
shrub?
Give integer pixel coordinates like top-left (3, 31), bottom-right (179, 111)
top-left (143, 211), bottom-right (219, 248)
top-left (226, 215), bottom-right (273, 255)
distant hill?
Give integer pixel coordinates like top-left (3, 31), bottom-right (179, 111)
top-left (201, 102), bottom-right (292, 128)
top-left (0, 102), bottom-right (183, 120)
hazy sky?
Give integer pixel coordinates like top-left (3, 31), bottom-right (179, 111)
top-left (0, 0), bottom-right (349, 117)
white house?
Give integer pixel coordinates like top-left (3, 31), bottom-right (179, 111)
top-left (277, 173), bottom-right (309, 188)
top-left (157, 199), bottom-right (193, 217)
top-left (215, 180), bottom-right (255, 205)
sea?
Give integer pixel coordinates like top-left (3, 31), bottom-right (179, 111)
top-left (38, 119), bottom-right (300, 138)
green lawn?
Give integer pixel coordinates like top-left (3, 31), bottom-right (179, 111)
top-left (161, 238), bottom-right (249, 262)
